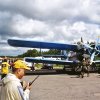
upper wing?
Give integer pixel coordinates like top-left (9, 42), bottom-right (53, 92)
top-left (8, 39), bottom-right (77, 51)
top-left (24, 57), bottom-right (80, 65)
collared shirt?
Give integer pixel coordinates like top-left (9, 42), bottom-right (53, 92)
top-left (0, 73), bottom-right (30, 100)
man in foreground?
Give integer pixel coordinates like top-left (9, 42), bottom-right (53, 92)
top-left (0, 60), bottom-right (31, 100)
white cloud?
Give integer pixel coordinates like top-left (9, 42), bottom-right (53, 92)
top-left (11, 15), bottom-right (49, 36)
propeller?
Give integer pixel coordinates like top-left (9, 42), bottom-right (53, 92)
top-left (77, 37), bottom-right (93, 51)
top-left (90, 37), bottom-right (100, 63)
top-left (81, 37), bottom-right (100, 54)
top-left (77, 37), bottom-right (100, 64)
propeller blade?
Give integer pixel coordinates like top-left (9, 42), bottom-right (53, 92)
top-left (90, 52), bottom-right (95, 63)
top-left (84, 44), bottom-right (92, 49)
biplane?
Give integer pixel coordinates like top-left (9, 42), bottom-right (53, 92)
top-left (7, 37), bottom-right (100, 71)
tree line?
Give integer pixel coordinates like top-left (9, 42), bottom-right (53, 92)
top-left (17, 49), bottom-right (61, 58)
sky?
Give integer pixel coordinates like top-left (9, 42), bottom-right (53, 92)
top-left (0, 0), bottom-right (100, 56)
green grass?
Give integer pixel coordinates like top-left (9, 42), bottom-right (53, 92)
top-left (35, 63), bottom-right (42, 69)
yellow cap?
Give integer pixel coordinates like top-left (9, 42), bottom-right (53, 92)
top-left (14, 60), bottom-right (31, 70)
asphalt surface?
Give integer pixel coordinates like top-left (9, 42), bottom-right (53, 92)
top-left (1, 73), bottom-right (100, 100)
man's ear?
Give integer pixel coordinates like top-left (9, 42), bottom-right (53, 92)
top-left (17, 69), bottom-right (21, 74)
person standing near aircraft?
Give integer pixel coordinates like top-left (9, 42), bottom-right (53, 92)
top-left (1, 58), bottom-right (10, 79)
top-left (0, 60), bottom-right (31, 100)
top-left (77, 47), bottom-right (90, 78)
top-left (80, 57), bottom-right (90, 78)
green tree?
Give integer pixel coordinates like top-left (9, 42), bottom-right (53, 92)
top-left (17, 49), bottom-right (61, 58)
top-left (43, 49), bottom-right (61, 55)
top-left (18, 49), bottom-right (39, 57)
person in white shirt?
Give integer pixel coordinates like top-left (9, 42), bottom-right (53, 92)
top-left (0, 60), bottom-right (31, 100)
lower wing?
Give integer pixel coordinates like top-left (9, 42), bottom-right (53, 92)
top-left (92, 60), bottom-right (100, 64)
top-left (24, 57), bottom-right (80, 65)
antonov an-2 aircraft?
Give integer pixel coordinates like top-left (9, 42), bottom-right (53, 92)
top-left (8, 37), bottom-right (100, 71)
